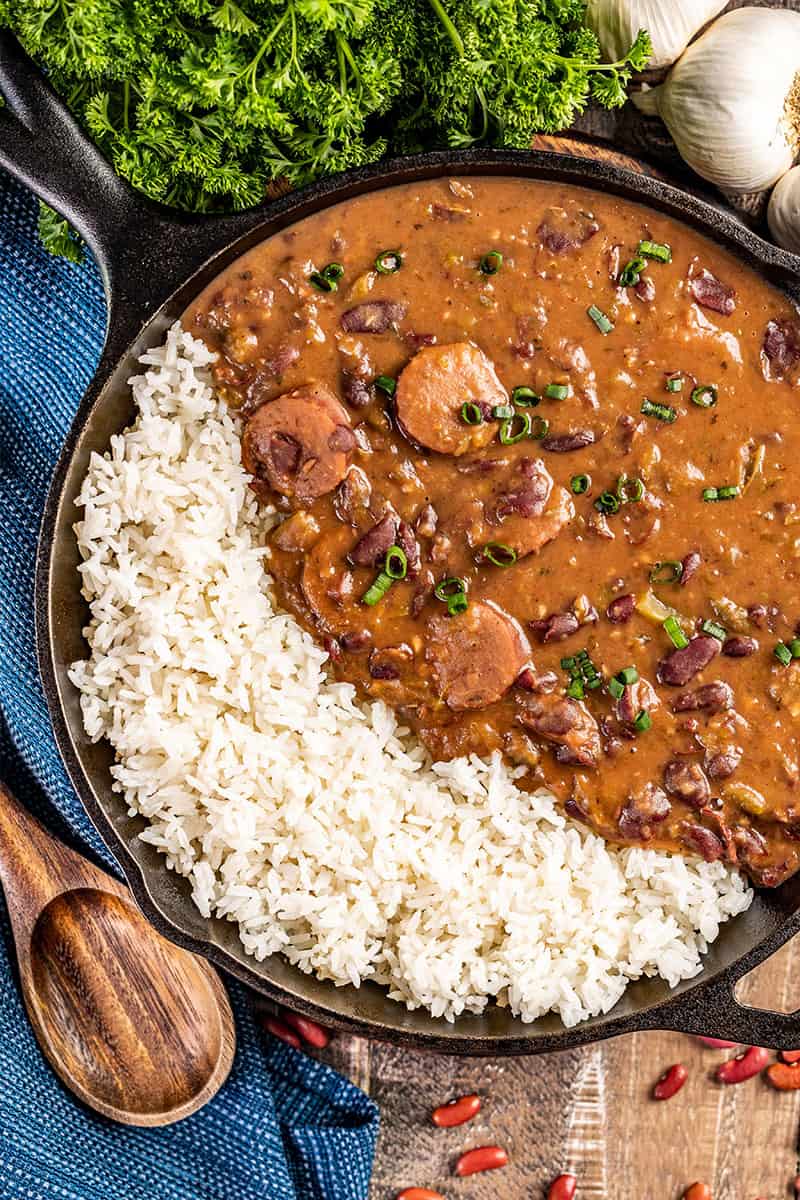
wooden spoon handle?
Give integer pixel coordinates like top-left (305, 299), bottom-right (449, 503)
top-left (0, 781), bottom-right (118, 942)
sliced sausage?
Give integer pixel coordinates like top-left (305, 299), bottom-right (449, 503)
top-left (482, 459), bottom-right (574, 559)
top-left (516, 693), bottom-right (602, 768)
top-left (395, 341), bottom-right (505, 456)
top-left (242, 382), bottom-right (354, 505)
top-left (426, 600), bottom-right (530, 710)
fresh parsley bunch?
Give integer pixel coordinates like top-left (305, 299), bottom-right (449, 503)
top-left (0, 0), bottom-right (650, 261)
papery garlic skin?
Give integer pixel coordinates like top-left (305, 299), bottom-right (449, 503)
top-left (768, 166), bottom-right (800, 256)
top-left (634, 7), bottom-right (800, 193)
top-left (586, 0), bottom-right (727, 70)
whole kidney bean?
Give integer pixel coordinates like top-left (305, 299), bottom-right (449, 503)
top-left (396, 1190), bottom-right (445, 1200)
top-left (431, 1093), bottom-right (481, 1127)
top-left (715, 1045), bottom-right (770, 1083)
top-left (653, 1063), bottom-right (688, 1100)
top-left (683, 1184), bottom-right (712, 1200)
top-left (781, 1049), bottom-right (800, 1063)
top-left (262, 1015), bottom-right (301, 1049)
top-left (697, 1037), bottom-right (737, 1049)
top-left (657, 635), bottom-right (720, 686)
top-left (281, 1010), bottom-right (330, 1049)
top-left (606, 593), bottom-right (635, 624)
top-left (454, 1145), bottom-right (508, 1176)
top-left (766, 1061), bottom-right (800, 1090)
top-left (722, 635), bottom-right (758, 658)
top-left (547, 1172), bottom-right (577, 1200)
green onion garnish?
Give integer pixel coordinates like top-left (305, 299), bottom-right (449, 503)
top-left (566, 678), bottom-right (585, 700)
top-left (374, 375), bottom-right (396, 397)
top-left (434, 577), bottom-right (466, 601)
top-left (701, 619), bottom-right (726, 642)
top-left (641, 397), bottom-right (677, 423)
top-left (617, 666), bottom-right (639, 685)
top-left (586, 677), bottom-right (603, 690)
top-left (665, 375), bottom-right (684, 393)
top-left (588, 304), bottom-right (614, 334)
top-left (385, 545), bottom-right (408, 581)
top-left (460, 401), bottom-right (483, 425)
top-left (703, 485), bottom-right (739, 502)
top-left (561, 656), bottom-right (576, 670)
top-left (492, 404), bottom-right (514, 419)
top-left (499, 411), bottom-right (532, 444)
top-left (691, 384), bottom-right (717, 409)
top-left (702, 487), bottom-right (718, 502)
top-left (617, 475), bottom-right (644, 503)
top-left (608, 676), bottom-right (625, 700)
top-left (511, 386), bottom-right (540, 407)
top-left (594, 491), bottom-right (621, 515)
top-left (633, 710), bottom-right (652, 733)
top-left (375, 249), bottom-right (402, 274)
top-left (619, 255), bottom-right (647, 287)
top-left (483, 542), bottom-right (517, 568)
top-left (529, 415), bottom-right (549, 440)
top-left (479, 250), bottom-right (503, 275)
top-left (790, 639), bottom-right (800, 659)
top-left (638, 239), bottom-right (672, 263)
top-left (775, 642), bottom-right (793, 666)
top-left (571, 474), bottom-right (590, 495)
top-left (363, 570), bottom-right (393, 606)
top-left (545, 383), bottom-right (569, 401)
top-left (309, 262), bottom-right (345, 292)
top-left (663, 616), bottom-right (689, 649)
top-left (447, 592), bottom-right (469, 617)
top-left (649, 561), bottom-right (682, 584)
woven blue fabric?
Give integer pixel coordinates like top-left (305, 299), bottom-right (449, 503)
top-left (0, 172), bottom-right (378, 1200)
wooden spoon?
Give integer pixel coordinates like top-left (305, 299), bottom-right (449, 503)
top-left (0, 780), bottom-right (236, 1125)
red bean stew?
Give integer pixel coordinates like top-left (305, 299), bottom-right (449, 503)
top-left (186, 176), bottom-right (800, 887)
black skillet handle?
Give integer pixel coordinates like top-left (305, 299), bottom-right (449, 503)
top-left (0, 31), bottom-right (250, 363)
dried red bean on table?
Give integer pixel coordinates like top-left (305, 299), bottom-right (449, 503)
top-left (431, 1093), bottom-right (481, 1127)
top-left (765, 1060), bottom-right (800, 1090)
top-left (281, 1010), bottom-right (331, 1048)
top-left (781, 1049), bottom-right (800, 1063)
top-left (652, 1062), bottom-right (688, 1100)
top-left (396, 1189), bottom-right (445, 1200)
top-left (715, 1045), bottom-right (770, 1083)
top-left (454, 1145), bottom-right (509, 1176)
top-left (547, 1172), bottom-right (577, 1200)
top-left (683, 1183), bottom-right (712, 1200)
top-left (697, 1037), bottom-right (737, 1049)
top-left (262, 1015), bottom-right (302, 1049)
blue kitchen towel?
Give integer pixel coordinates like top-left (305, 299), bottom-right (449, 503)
top-left (0, 172), bottom-right (378, 1200)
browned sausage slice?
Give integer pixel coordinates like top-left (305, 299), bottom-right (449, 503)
top-left (395, 342), bottom-right (506, 456)
top-left (425, 600), bottom-right (531, 710)
top-left (483, 461), bottom-right (574, 559)
top-left (242, 382), bottom-right (354, 504)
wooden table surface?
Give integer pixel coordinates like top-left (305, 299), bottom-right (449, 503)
top-left (318, 4), bottom-right (800, 1195)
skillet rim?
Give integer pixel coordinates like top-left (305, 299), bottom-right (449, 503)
top-left (35, 146), bottom-right (800, 1053)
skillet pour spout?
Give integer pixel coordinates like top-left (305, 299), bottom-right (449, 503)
top-left (2, 27), bottom-right (800, 1052)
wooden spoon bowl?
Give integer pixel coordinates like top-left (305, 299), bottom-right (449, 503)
top-left (0, 783), bottom-right (235, 1125)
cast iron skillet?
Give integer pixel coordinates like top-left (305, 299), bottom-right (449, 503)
top-left (2, 31), bottom-right (800, 1054)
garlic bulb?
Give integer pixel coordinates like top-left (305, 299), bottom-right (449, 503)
top-left (768, 166), bottom-right (800, 256)
top-left (586, 0), bottom-right (727, 70)
top-left (634, 7), bottom-right (800, 193)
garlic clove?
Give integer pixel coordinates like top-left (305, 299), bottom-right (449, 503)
top-left (633, 7), bottom-right (800, 194)
top-left (768, 166), bottom-right (800, 256)
top-left (586, 0), bottom-right (728, 71)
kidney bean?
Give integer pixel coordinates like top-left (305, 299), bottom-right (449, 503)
top-left (766, 1061), bottom-right (800, 1090)
top-left (281, 1011), bottom-right (330, 1049)
top-left (680, 550), bottom-right (702, 585)
top-left (529, 611), bottom-right (580, 643)
top-left (780, 1049), bottom-right (800, 1063)
top-left (340, 630), bottom-right (372, 653)
top-left (689, 267), bottom-right (735, 315)
top-left (432, 1093), bottom-right (481, 1127)
top-left (454, 1145), bottom-right (508, 1176)
top-left (657, 635), bottom-right (720, 686)
top-left (672, 681), bottom-right (733, 714)
top-left (683, 1184), bottom-right (712, 1200)
top-left (715, 1045), bottom-right (770, 1083)
top-left (683, 823), bottom-right (725, 862)
top-left (653, 1063), bottom-right (688, 1100)
top-left (705, 747), bottom-right (742, 780)
top-left (396, 1190), bottom-right (445, 1200)
top-left (606, 593), bottom-right (635, 623)
top-left (663, 761), bottom-right (710, 810)
top-left (697, 1037), bottom-right (737, 1049)
top-left (348, 511), bottom-right (399, 566)
top-left (262, 1015), bottom-right (302, 1049)
top-left (340, 299), bottom-right (407, 333)
top-left (547, 1174), bottom-right (577, 1200)
top-left (515, 666), bottom-right (559, 694)
top-left (540, 429), bottom-right (598, 453)
top-left (722, 636), bottom-right (758, 658)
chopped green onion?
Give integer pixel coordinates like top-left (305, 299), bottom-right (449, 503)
top-left (499, 410), bottom-right (532, 445)
top-left (701, 619), bottom-right (726, 642)
top-left (363, 570), bottom-right (393, 606)
top-left (545, 383), bottom-right (569, 401)
top-left (571, 474), bottom-right (591, 495)
top-left (588, 304), bottom-right (614, 334)
top-left (665, 375), bottom-right (684, 393)
top-left (619, 255), bottom-right (647, 287)
top-left (702, 487), bottom-right (719, 502)
top-left (663, 616), bottom-right (689, 649)
top-left (529, 415), bottom-right (549, 440)
top-left (775, 642), bottom-right (793, 666)
top-left (385, 545), bottom-right (408, 581)
top-left (566, 678), bottom-right (585, 700)
top-left (483, 541), bottom-right (517, 568)
top-left (434, 577), bottom-right (466, 601)
top-left (460, 402), bottom-right (484, 425)
top-left (585, 677), bottom-right (603, 690)
top-left (608, 676), bottom-right (625, 700)
top-left (576, 650), bottom-right (589, 662)
top-left (479, 250), bottom-right (503, 275)
top-left (309, 270), bottom-right (337, 292)
top-left (617, 475), bottom-right (644, 503)
top-left (641, 397), bottom-right (677, 423)
top-left (691, 384), bottom-right (717, 409)
top-left (617, 666), bottom-right (639, 685)
top-left (791, 639), bottom-right (800, 659)
top-left (492, 404), bottom-right (514, 419)
top-left (375, 249), bottom-right (402, 274)
top-left (560, 656), bottom-right (576, 670)
top-left (594, 491), bottom-right (620, 515)
top-left (718, 485), bottom-right (740, 500)
top-left (511, 386), bottom-right (540, 407)
top-left (633, 710), bottom-right (652, 733)
top-left (447, 592), bottom-right (469, 617)
top-left (649, 561), bottom-right (682, 584)
top-left (638, 239), bottom-right (672, 263)
top-left (374, 375), bottom-right (396, 397)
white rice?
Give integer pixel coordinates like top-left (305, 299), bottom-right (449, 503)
top-left (68, 325), bottom-right (752, 1026)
